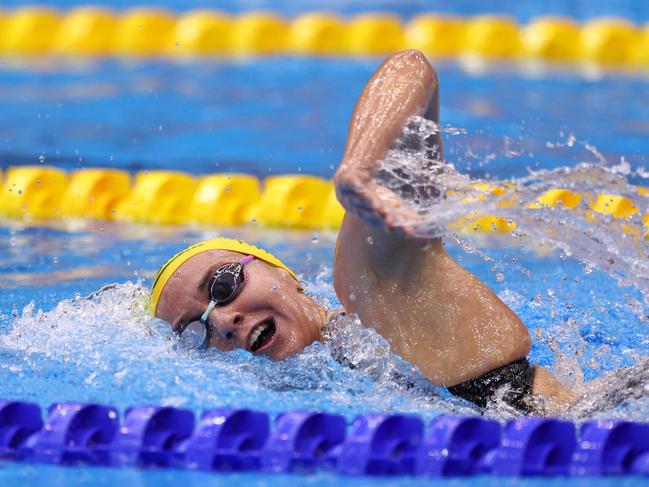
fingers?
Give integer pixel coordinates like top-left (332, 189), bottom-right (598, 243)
top-left (335, 177), bottom-right (422, 237)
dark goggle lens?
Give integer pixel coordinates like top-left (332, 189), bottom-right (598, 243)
top-left (210, 272), bottom-right (240, 302)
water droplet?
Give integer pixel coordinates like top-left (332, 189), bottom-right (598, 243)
top-left (38, 155), bottom-right (45, 163)
top-left (297, 207), bottom-right (303, 212)
top-left (158, 125), bottom-right (163, 131)
top-left (311, 234), bottom-right (319, 244)
top-left (349, 293), bottom-right (356, 302)
top-left (366, 236), bottom-right (374, 245)
top-left (496, 273), bottom-right (505, 282)
top-left (225, 187), bottom-right (231, 193)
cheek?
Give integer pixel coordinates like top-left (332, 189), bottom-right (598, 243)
top-left (287, 296), bottom-right (317, 341)
top-left (261, 280), bottom-right (296, 313)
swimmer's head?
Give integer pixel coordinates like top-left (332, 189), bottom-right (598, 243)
top-left (151, 238), bottom-right (326, 360)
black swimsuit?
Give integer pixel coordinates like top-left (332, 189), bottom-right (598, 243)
top-left (448, 358), bottom-right (536, 413)
top-left (325, 313), bottom-right (537, 414)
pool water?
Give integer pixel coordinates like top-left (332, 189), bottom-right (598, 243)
top-left (3, 57), bottom-right (648, 183)
top-left (1, 8), bottom-right (649, 487)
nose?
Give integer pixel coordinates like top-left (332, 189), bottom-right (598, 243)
top-left (208, 308), bottom-right (245, 343)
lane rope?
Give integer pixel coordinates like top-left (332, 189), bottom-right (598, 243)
top-left (1, 400), bottom-right (648, 477)
top-left (0, 166), bottom-right (647, 237)
top-left (0, 7), bottom-right (648, 68)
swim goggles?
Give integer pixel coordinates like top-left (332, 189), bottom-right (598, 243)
top-left (178, 255), bottom-right (255, 349)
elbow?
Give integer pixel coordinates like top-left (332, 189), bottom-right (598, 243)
top-left (390, 49), bottom-right (438, 89)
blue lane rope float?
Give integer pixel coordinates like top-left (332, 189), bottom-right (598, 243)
top-left (1, 400), bottom-right (648, 477)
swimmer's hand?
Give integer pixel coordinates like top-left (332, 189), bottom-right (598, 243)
top-left (335, 169), bottom-right (422, 237)
top-left (334, 49), bottom-right (440, 237)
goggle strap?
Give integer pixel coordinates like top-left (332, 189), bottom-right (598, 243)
top-left (240, 255), bottom-right (255, 265)
top-left (200, 300), bottom-right (216, 324)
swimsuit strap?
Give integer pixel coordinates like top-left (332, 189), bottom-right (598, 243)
top-left (448, 358), bottom-right (536, 413)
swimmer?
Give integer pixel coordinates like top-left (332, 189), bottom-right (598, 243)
top-left (151, 49), bottom-right (573, 414)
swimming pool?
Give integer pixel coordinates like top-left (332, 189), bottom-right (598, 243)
top-left (1, 2), bottom-right (649, 486)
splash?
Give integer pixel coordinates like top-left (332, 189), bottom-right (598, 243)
top-left (373, 115), bottom-right (649, 418)
top-left (375, 115), bottom-right (648, 302)
top-left (0, 281), bottom-right (474, 420)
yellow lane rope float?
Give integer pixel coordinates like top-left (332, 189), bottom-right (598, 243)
top-left (0, 166), bottom-right (647, 238)
top-left (0, 7), bottom-right (648, 68)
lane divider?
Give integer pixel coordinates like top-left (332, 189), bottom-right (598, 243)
top-left (0, 400), bottom-right (648, 476)
top-left (0, 7), bottom-right (648, 67)
top-left (0, 166), bottom-right (646, 236)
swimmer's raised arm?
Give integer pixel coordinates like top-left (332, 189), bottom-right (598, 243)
top-left (333, 49), bottom-right (573, 412)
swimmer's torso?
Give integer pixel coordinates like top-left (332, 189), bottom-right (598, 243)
top-left (333, 212), bottom-right (532, 387)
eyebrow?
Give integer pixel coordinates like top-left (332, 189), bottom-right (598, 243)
top-left (197, 262), bottom-right (221, 295)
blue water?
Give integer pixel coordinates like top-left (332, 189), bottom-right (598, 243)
top-left (2, 58), bottom-right (648, 184)
top-left (1, 3), bottom-right (649, 485)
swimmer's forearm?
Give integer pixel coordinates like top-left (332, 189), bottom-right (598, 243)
top-left (335, 49), bottom-right (439, 182)
top-left (532, 366), bottom-right (576, 412)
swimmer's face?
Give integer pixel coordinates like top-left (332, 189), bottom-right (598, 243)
top-left (155, 250), bottom-right (325, 360)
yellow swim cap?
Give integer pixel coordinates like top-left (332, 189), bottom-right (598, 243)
top-left (150, 237), bottom-right (298, 316)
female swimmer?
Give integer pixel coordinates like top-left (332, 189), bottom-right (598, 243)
top-left (151, 49), bottom-right (573, 414)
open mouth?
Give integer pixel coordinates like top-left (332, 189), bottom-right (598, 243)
top-left (248, 318), bottom-right (276, 353)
